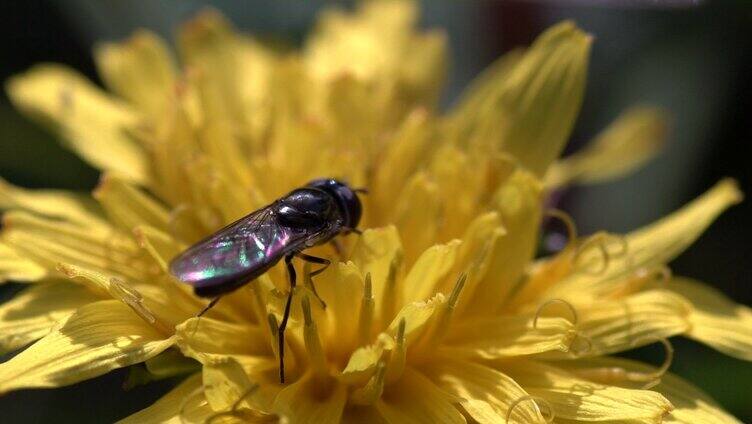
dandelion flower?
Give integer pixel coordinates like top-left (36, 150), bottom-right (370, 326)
top-left (1, 1), bottom-right (750, 423)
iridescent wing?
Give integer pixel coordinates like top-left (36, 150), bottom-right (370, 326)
top-left (169, 207), bottom-right (313, 296)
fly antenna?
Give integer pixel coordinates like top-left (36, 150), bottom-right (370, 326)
top-left (354, 187), bottom-right (369, 194)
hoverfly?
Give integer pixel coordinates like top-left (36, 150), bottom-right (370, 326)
top-left (169, 178), bottom-right (364, 383)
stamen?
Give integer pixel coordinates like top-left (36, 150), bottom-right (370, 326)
top-left (509, 251), bottom-right (578, 310)
top-left (421, 273), bottom-right (468, 349)
top-left (350, 360), bottom-right (387, 405)
top-left (609, 234), bottom-right (629, 257)
top-left (168, 204), bottom-right (204, 243)
top-left (385, 318), bottom-right (407, 383)
top-left (267, 313), bottom-right (280, 358)
top-left (380, 254), bottom-right (401, 323)
top-left (302, 296), bottom-right (329, 379)
top-left (506, 395), bottom-right (555, 424)
top-left (653, 265), bottom-right (673, 284)
top-left (568, 334), bottom-right (593, 356)
top-left (533, 298), bottom-right (579, 329)
top-left (573, 236), bottom-right (610, 275)
top-left (358, 273), bottom-right (375, 346)
top-left (168, 204), bottom-right (190, 239)
top-left (59, 264), bottom-right (165, 330)
top-left (204, 411), bottom-right (234, 424)
top-left (132, 227), bottom-right (167, 273)
top-left (631, 338), bottom-right (674, 389)
top-left (608, 265), bottom-right (673, 299)
top-left (573, 232), bottom-right (629, 276)
top-left (203, 383), bottom-right (260, 424)
top-left (231, 383), bottom-right (260, 410)
top-left (575, 338), bottom-right (673, 389)
top-left (448, 273), bottom-right (468, 310)
top-left (545, 209), bottom-right (578, 248)
top-left (109, 277), bottom-right (171, 334)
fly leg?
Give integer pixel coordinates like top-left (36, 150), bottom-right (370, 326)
top-left (278, 254), bottom-right (296, 384)
top-left (196, 297), bottom-right (221, 317)
top-left (330, 238), bottom-right (344, 259)
top-left (297, 252), bottom-right (330, 309)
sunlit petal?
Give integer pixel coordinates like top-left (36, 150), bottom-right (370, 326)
top-left (666, 278), bottom-right (752, 361)
top-left (0, 300), bottom-right (174, 392)
top-left (6, 65), bottom-right (148, 182)
top-left (504, 360), bottom-right (673, 422)
top-left (0, 280), bottom-right (98, 353)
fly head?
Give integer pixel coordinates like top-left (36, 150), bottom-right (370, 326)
top-left (306, 178), bottom-right (362, 230)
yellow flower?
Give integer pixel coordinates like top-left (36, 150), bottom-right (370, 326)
top-left (0, 1), bottom-right (749, 423)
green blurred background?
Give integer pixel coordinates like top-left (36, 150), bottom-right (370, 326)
top-left (0, 0), bottom-right (750, 422)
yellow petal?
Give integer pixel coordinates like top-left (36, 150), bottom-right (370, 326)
top-left (376, 367), bottom-right (465, 424)
top-left (272, 372), bottom-right (347, 424)
top-left (315, 261), bottom-right (364, 356)
top-left (341, 405), bottom-right (387, 424)
top-left (94, 174), bottom-right (171, 232)
top-left (428, 146), bottom-right (486, 239)
top-left (176, 317), bottom-right (272, 363)
top-left (143, 349), bottom-right (200, 380)
top-left (201, 357), bottom-right (281, 423)
top-left (400, 239), bottom-right (461, 306)
top-left (425, 358), bottom-right (546, 424)
top-left (0, 241), bottom-right (46, 282)
top-left (449, 48), bottom-right (524, 136)
top-left (305, 0), bottom-right (446, 110)
top-left (505, 359), bottom-right (673, 422)
top-left (129, 229), bottom-right (204, 319)
top-left (59, 263), bottom-right (190, 330)
top-left (178, 9), bottom-right (248, 127)
top-left (148, 101), bottom-right (202, 209)
top-left (203, 357), bottom-right (255, 410)
top-left (393, 172), bottom-right (441, 263)
top-left (117, 374), bottom-right (212, 424)
top-left (340, 342), bottom-right (387, 384)
top-left (307, 0), bottom-right (418, 82)
top-left (350, 225), bottom-right (403, 319)
top-left (0, 300), bottom-right (174, 392)
top-left (132, 225), bottom-right (183, 273)
top-left (465, 169), bottom-right (543, 315)
top-left (551, 179), bottom-right (743, 300)
top-left (501, 21), bottom-right (591, 176)
top-left (666, 278), bottom-right (752, 361)
top-left (545, 106), bottom-right (669, 189)
top-left (456, 22), bottom-right (591, 176)
top-left (558, 357), bottom-right (742, 424)
top-left (545, 290), bottom-right (690, 359)
top-left (452, 212), bottom-right (505, 315)
top-left (657, 371), bottom-right (741, 424)
top-left (0, 280), bottom-right (98, 353)
top-left (442, 315), bottom-right (575, 359)
top-left (2, 211), bottom-right (147, 281)
top-left (6, 64), bottom-right (148, 182)
top-left (388, 293), bottom-right (446, 346)
top-left (94, 29), bottom-right (176, 116)
top-left (0, 176), bottom-right (106, 228)
top-left (370, 109), bottom-right (432, 224)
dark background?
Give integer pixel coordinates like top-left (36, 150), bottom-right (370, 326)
top-left (0, 0), bottom-right (750, 422)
